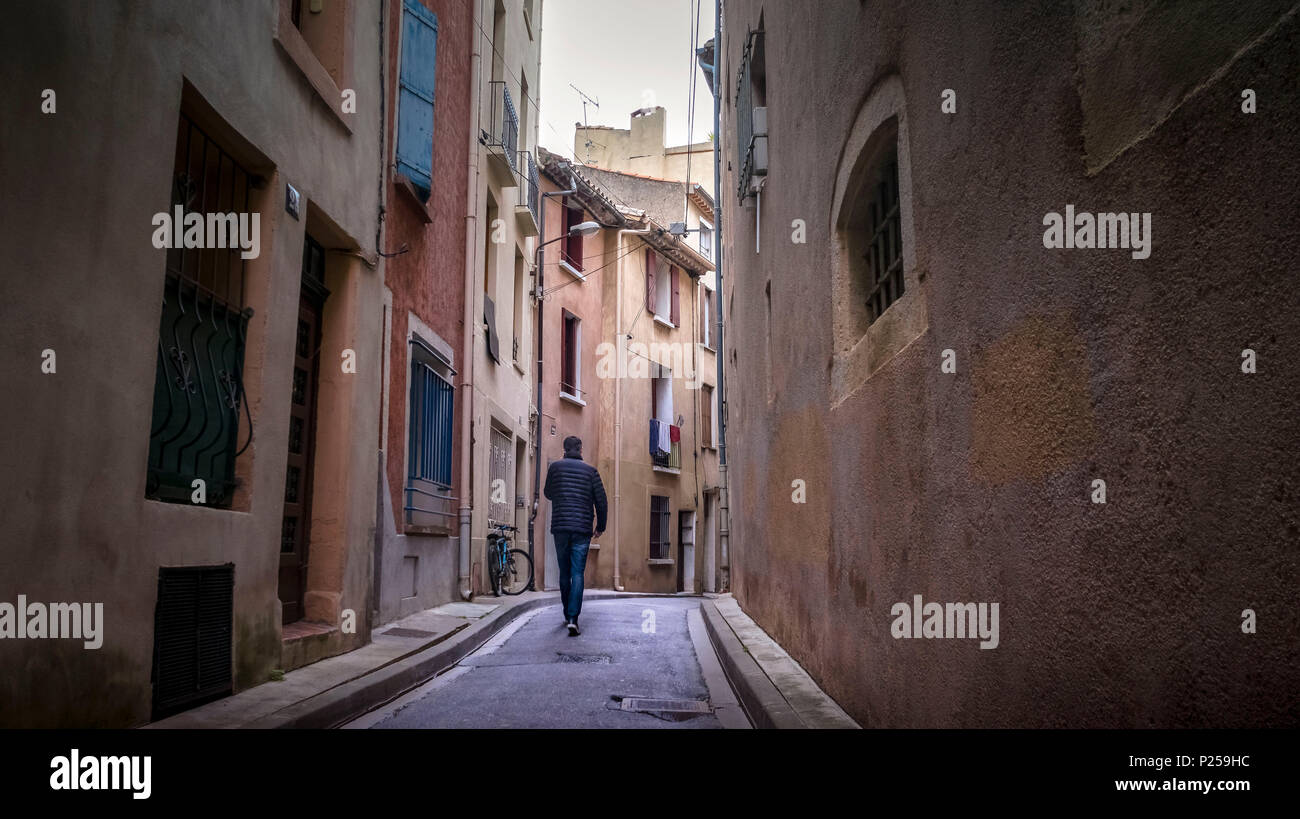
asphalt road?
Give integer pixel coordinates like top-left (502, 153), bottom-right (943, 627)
top-left (344, 596), bottom-right (748, 729)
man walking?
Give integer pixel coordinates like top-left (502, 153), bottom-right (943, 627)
top-left (543, 436), bottom-right (607, 635)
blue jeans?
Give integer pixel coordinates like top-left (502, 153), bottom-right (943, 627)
top-left (553, 531), bottom-right (591, 620)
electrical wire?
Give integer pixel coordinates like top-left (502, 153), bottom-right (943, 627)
top-left (684, 0), bottom-right (701, 224)
top-left (540, 242), bottom-right (640, 298)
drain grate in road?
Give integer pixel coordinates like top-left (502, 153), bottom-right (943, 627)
top-left (555, 652), bottom-right (611, 664)
top-left (619, 697), bottom-right (712, 715)
top-left (383, 627), bottom-right (436, 639)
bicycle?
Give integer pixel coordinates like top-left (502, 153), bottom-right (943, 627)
top-left (486, 523), bottom-right (533, 596)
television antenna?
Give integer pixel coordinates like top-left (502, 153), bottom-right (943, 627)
top-left (570, 83), bottom-right (600, 163)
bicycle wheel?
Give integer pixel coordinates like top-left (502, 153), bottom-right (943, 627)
top-left (487, 541), bottom-right (502, 597)
top-left (500, 548), bottom-right (533, 595)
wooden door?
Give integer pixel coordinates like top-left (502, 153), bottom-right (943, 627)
top-left (280, 236), bottom-right (327, 624)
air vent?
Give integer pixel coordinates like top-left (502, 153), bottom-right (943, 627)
top-left (151, 564), bottom-right (234, 720)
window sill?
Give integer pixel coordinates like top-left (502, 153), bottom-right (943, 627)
top-left (559, 260), bottom-right (585, 281)
top-left (559, 391), bottom-right (586, 407)
top-left (403, 523), bottom-right (454, 537)
top-left (395, 174), bottom-right (434, 223)
top-left (648, 558), bottom-right (674, 566)
top-left (652, 465), bottom-right (681, 475)
top-left (653, 314), bottom-right (676, 330)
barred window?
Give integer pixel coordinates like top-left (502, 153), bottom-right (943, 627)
top-left (407, 344), bottom-right (454, 489)
top-left (145, 112), bottom-right (254, 507)
top-left (404, 337), bottom-right (456, 529)
top-left (650, 495), bottom-right (671, 560)
top-left (488, 425), bottom-right (513, 525)
top-left (863, 150), bottom-right (903, 324)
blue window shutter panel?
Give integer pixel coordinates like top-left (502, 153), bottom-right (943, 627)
top-left (397, 0), bottom-right (437, 197)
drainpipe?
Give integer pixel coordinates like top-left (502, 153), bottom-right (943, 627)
top-left (614, 227), bottom-right (652, 592)
top-left (712, 0), bottom-right (730, 591)
top-left (458, 0), bottom-right (484, 601)
top-left (529, 170), bottom-right (578, 588)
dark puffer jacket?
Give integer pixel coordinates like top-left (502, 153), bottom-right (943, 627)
top-left (544, 453), bottom-right (608, 534)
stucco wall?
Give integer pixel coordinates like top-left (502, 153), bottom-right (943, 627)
top-left (576, 108), bottom-right (713, 188)
top-left (535, 175), bottom-right (609, 589)
top-left (590, 235), bottom-right (710, 594)
top-left (0, 0), bottom-right (383, 726)
top-left (466, 0), bottom-right (543, 594)
top-left (720, 0), bottom-right (1299, 727)
top-left (376, 0), bottom-right (475, 623)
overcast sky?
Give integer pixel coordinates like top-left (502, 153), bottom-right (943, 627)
top-left (538, 0), bottom-right (716, 162)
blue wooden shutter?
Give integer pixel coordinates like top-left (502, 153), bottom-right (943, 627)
top-left (397, 0), bottom-right (437, 197)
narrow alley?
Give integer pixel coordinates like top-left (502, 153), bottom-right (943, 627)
top-left (345, 597), bottom-right (747, 729)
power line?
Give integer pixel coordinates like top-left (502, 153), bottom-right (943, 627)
top-left (684, 0), bottom-right (701, 224)
top-left (540, 242), bottom-right (640, 298)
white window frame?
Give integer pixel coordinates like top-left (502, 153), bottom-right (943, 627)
top-left (654, 263), bottom-right (673, 325)
top-left (707, 383), bottom-right (718, 449)
top-left (698, 218), bottom-right (713, 260)
top-left (700, 281), bottom-right (715, 350)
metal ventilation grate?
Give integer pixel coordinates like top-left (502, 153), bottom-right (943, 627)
top-left (556, 652), bottom-right (611, 664)
top-left (151, 564), bottom-right (234, 720)
top-left (619, 698), bottom-right (712, 714)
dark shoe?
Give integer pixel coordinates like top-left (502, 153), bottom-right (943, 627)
top-left (567, 620), bottom-right (579, 636)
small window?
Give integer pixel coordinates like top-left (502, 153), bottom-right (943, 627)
top-left (861, 150), bottom-right (903, 324)
top-left (651, 367), bottom-right (678, 469)
top-left (284, 0), bottom-right (354, 99)
top-left (512, 251), bottom-right (525, 362)
top-left (700, 284), bottom-right (714, 348)
top-left (829, 79), bottom-right (925, 404)
top-left (701, 384), bottom-right (714, 449)
top-left (561, 311), bottom-right (581, 399)
top-left (653, 366), bottom-right (673, 423)
top-left (646, 251), bottom-right (679, 324)
top-left (699, 219), bottom-right (713, 260)
top-left (561, 204), bottom-right (585, 273)
top-left (735, 21), bottom-right (767, 200)
top-left (145, 112), bottom-right (254, 508)
top-left (650, 496), bottom-right (671, 559)
top-left (408, 340), bottom-right (454, 490)
top-left (488, 425), bottom-right (513, 525)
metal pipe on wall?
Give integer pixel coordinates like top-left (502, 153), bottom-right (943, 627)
top-left (614, 227), bottom-right (651, 592)
top-left (713, 0), bottom-right (730, 591)
top-left (529, 172), bottom-right (578, 588)
top-left (458, 0), bottom-right (484, 601)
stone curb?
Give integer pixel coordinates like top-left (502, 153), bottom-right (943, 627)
top-left (251, 590), bottom-right (698, 729)
top-left (699, 599), bottom-right (805, 729)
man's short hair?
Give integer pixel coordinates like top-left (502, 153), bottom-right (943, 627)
top-left (563, 435), bottom-right (582, 455)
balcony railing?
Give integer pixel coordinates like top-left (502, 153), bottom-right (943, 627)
top-left (521, 150), bottom-right (539, 221)
top-left (485, 81), bottom-right (519, 175)
top-left (514, 149), bottom-right (540, 237)
top-left (650, 419), bottom-right (681, 471)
